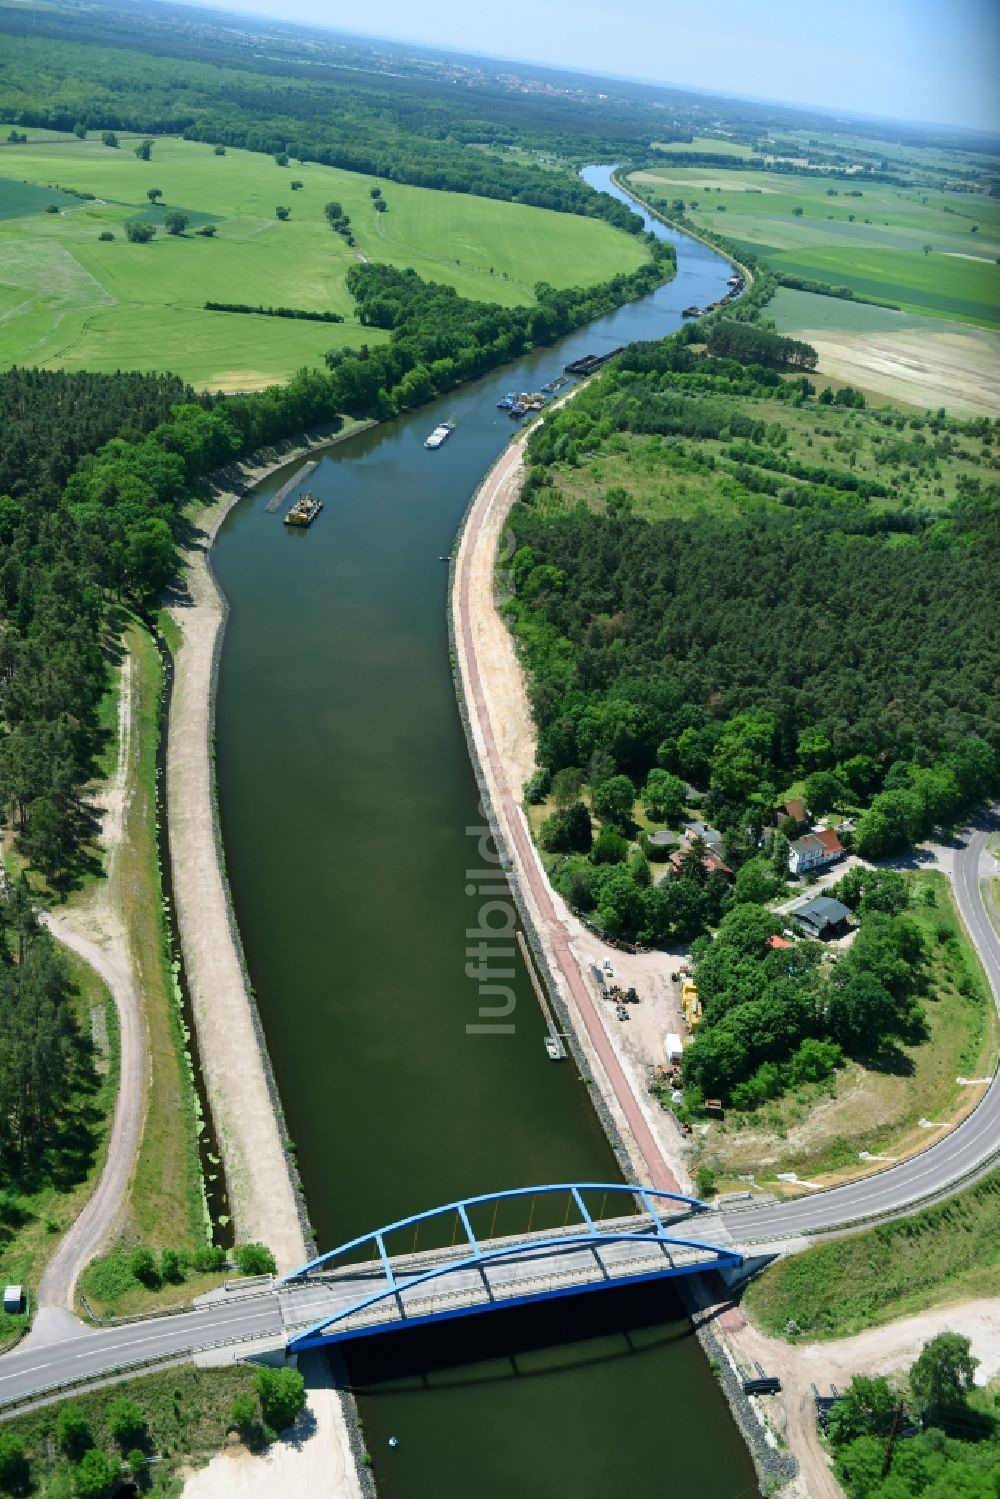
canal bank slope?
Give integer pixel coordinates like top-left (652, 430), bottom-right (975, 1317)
top-left (168, 463), bottom-right (312, 1273)
top-left (451, 420), bottom-right (685, 1194)
top-left (169, 433), bottom-right (369, 1499)
top-left (166, 417), bottom-right (375, 1262)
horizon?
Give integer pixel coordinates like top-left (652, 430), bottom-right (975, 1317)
top-left (166, 0), bottom-right (1000, 134)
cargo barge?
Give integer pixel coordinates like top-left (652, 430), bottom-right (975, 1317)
top-left (284, 492), bottom-right (323, 528)
top-left (563, 347), bottom-right (625, 377)
top-left (424, 422), bottom-right (455, 449)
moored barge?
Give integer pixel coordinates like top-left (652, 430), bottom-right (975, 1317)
top-left (284, 492), bottom-right (323, 527)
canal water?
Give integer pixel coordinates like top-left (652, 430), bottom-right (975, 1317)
top-left (212, 168), bottom-right (758, 1497)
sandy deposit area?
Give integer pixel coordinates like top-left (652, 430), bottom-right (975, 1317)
top-left (724, 1296), bottom-right (1000, 1499)
top-left (797, 325), bottom-right (1000, 416)
top-left (182, 1355), bottom-right (362, 1499)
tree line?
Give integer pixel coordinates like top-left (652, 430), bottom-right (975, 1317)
top-left (0, 16), bottom-right (646, 235)
top-left (204, 301), bottom-right (345, 323)
top-left (705, 320), bottom-right (817, 370)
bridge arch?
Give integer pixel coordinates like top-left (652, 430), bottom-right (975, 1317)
top-left (280, 1183), bottom-right (740, 1350)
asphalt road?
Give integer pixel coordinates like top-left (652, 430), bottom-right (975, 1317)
top-left (1, 823), bottom-right (996, 1410)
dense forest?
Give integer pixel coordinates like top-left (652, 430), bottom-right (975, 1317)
top-left (0, 368), bottom-right (196, 502)
top-left (0, 878), bottom-right (83, 1167)
top-left (4, 0), bottom-right (992, 166)
top-left (508, 338), bottom-right (999, 949)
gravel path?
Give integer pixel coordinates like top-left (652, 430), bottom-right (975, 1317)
top-left (35, 918), bottom-right (144, 1311)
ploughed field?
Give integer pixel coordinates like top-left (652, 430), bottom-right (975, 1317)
top-left (0, 136), bottom-right (648, 388)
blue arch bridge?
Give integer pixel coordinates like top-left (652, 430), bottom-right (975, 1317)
top-left (278, 1184), bottom-right (741, 1353)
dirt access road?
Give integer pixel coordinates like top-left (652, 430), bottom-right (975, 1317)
top-left (31, 653), bottom-right (146, 1320)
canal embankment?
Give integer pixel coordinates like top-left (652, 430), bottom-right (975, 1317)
top-left (609, 166), bottom-right (756, 290)
top-left (168, 428), bottom-right (374, 1499)
top-left (449, 422), bottom-right (684, 1194)
top-left (449, 405), bottom-right (802, 1499)
top-left (165, 415), bottom-right (377, 1264)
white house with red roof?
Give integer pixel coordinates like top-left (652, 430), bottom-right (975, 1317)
top-left (787, 827), bottom-right (844, 877)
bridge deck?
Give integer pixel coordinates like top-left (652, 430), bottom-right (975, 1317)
top-left (284, 1213), bottom-right (740, 1349)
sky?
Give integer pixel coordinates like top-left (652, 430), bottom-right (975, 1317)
top-left (176, 0), bottom-right (1000, 132)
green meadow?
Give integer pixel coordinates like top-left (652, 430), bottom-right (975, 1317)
top-left (538, 380), bottom-right (997, 524)
top-left (0, 135), bottom-right (648, 387)
top-left (630, 163), bottom-right (1000, 327)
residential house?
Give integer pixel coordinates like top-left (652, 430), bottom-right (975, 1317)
top-left (669, 844), bottom-right (733, 882)
top-left (681, 821), bottom-right (725, 856)
top-left (773, 798), bottom-right (808, 831)
top-left (787, 827), bottom-right (843, 877)
top-left (793, 896), bottom-right (853, 941)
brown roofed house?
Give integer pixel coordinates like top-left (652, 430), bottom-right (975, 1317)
top-left (773, 798), bottom-right (807, 830)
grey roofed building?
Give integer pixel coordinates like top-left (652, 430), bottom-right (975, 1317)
top-left (793, 895), bottom-right (853, 940)
top-left (681, 820), bottom-right (724, 855)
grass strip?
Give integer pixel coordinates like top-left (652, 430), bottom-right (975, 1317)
top-left (744, 1169), bottom-right (1000, 1340)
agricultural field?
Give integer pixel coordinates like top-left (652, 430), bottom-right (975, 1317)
top-left (628, 162), bottom-right (1000, 327)
top-left (768, 286), bottom-right (1000, 415)
top-left (0, 134), bottom-right (649, 388)
top-left (651, 135), bottom-right (754, 157)
top-left (535, 377), bottom-right (1000, 524)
